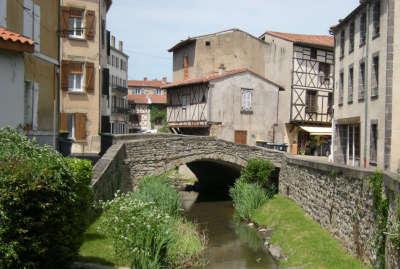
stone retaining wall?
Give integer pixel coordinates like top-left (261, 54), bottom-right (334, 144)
top-left (279, 155), bottom-right (400, 267)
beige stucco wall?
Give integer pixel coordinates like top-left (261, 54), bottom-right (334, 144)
top-left (333, 0), bottom-right (389, 169)
top-left (208, 72), bottom-right (281, 146)
top-left (263, 34), bottom-right (294, 145)
top-left (172, 30), bottom-right (267, 82)
top-left (61, 0), bottom-right (107, 154)
top-left (6, 0), bottom-right (59, 145)
top-left (390, 0), bottom-right (400, 172)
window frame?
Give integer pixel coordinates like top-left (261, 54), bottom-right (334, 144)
top-left (68, 72), bottom-right (84, 92)
top-left (349, 21), bottom-right (355, 54)
top-left (68, 15), bottom-right (84, 39)
top-left (338, 71), bottom-right (344, 106)
top-left (359, 60), bottom-right (366, 102)
top-left (241, 88), bottom-right (253, 113)
top-left (371, 54), bottom-right (379, 99)
top-left (372, 0), bottom-right (381, 39)
top-left (360, 12), bottom-right (367, 47)
top-left (348, 65), bottom-right (354, 104)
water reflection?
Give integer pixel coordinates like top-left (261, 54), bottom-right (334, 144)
top-left (185, 201), bottom-right (278, 269)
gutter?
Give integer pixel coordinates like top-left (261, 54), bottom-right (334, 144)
top-left (363, 2), bottom-right (371, 168)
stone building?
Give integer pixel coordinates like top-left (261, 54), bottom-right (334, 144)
top-left (101, 34), bottom-right (129, 135)
top-left (127, 78), bottom-right (168, 132)
top-left (260, 31), bottom-right (334, 156)
top-left (0, 0), bottom-right (60, 146)
top-left (59, 0), bottom-right (112, 155)
top-left (331, 0), bottom-right (399, 172)
top-left (168, 29), bottom-right (267, 82)
top-left (164, 68), bottom-right (284, 146)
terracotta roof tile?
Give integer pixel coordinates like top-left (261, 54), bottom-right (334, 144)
top-left (128, 94), bottom-right (167, 104)
top-left (128, 80), bottom-right (169, 88)
top-left (0, 27), bottom-right (34, 46)
top-left (264, 31), bottom-right (334, 48)
top-left (162, 68), bottom-right (285, 90)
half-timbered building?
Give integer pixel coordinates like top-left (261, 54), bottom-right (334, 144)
top-left (164, 68), bottom-right (285, 146)
top-left (260, 31), bottom-right (334, 156)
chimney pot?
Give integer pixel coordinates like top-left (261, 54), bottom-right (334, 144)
top-left (119, 40), bottom-right (123, 52)
top-left (111, 35), bottom-right (116, 47)
top-left (162, 77), bottom-right (167, 83)
top-left (144, 77), bottom-right (148, 81)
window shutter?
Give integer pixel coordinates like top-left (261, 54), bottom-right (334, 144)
top-left (33, 4), bottom-right (40, 52)
top-left (85, 62), bottom-right (95, 93)
top-left (0, 0), bottom-right (6, 27)
top-left (59, 112), bottom-right (68, 132)
top-left (60, 7), bottom-right (70, 38)
top-left (85, 10), bottom-right (95, 40)
top-left (24, 81), bottom-right (33, 128)
top-left (74, 113), bottom-right (87, 141)
top-left (23, 0), bottom-right (33, 38)
top-left (61, 61), bottom-right (70, 91)
top-left (32, 82), bottom-right (39, 131)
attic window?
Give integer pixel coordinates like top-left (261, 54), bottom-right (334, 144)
top-left (205, 41), bottom-right (211, 46)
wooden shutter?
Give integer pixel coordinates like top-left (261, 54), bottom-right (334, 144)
top-left (61, 60), bottom-right (70, 91)
top-left (74, 113), bottom-right (87, 141)
top-left (85, 10), bottom-right (95, 40)
top-left (60, 112), bottom-right (68, 132)
top-left (85, 62), bottom-right (95, 93)
top-left (60, 7), bottom-right (70, 38)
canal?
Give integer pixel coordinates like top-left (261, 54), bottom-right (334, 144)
top-left (184, 200), bottom-right (278, 269)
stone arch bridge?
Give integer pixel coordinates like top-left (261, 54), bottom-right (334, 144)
top-left (92, 134), bottom-right (284, 201)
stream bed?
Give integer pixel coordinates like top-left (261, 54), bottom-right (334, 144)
top-left (185, 201), bottom-right (278, 269)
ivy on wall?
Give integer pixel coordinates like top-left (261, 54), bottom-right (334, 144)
top-left (369, 172), bottom-right (389, 269)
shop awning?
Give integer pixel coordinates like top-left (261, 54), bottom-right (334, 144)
top-left (300, 126), bottom-right (332, 136)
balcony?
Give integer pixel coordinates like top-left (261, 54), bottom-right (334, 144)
top-left (111, 85), bottom-right (128, 95)
top-left (111, 106), bottom-right (130, 114)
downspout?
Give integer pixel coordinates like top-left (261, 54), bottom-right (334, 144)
top-left (363, 2), bottom-right (371, 168)
top-left (54, 0), bottom-right (61, 148)
top-left (273, 88), bottom-right (280, 143)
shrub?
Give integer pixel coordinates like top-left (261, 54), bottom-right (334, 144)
top-left (137, 175), bottom-right (182, 216)
top-left (240, 158), bottom-right (275, 187)
top-left (0, 128), bottom-right (93, 269)
top-left (230, 179), bottom-right (268, 221)
top-left (99, 192), bottom-right (173, 269)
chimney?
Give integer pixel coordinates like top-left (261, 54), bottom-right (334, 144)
top-left (144, 77), bottom-right (148, 81)
top-left (111, 35), bottom-right (116, 48)
top-left (162, 77), bottom-right (167, 83)
top-left (119, 40), bottom-right (123, 52)
top-left (218, 64), bottom-right (226, 75)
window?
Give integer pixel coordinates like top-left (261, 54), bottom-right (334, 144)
top-left (339, 71), bottom-right (344, 105)
top-left (348, 66), bottom-right (354, 103)
top-left (24, 81), bottom-right (39, 131)
top-left (337, 124), bottom-right (360, 167)
top-left (349, 21), bottom-right (355, 53)
top-left (370, 121), bottom-right (378, 164)
top-left (68, 13), bottom-right (84, 38)
top-left (327, 93), bottom-right (333, 115)
top-left (305, 90), bottom-right (318, 113)
top-left (310, 48), bottom-right (317, 59)
top-left (101, 19), bottom-right (105, 48)
top-left (340, 30), bottom-right (345, 59)
top-left (360, 12), bottom-right (367, 46)
top-left (319, 62), bottom-right (331, 84)
top-left (68, 72), bottom-right (83, 92)
top-left (359, 61), bottom-right (366, 101)
top-left (0, 0), bottom-right (7, 27)
top-left (371, 55), bottom-right (379, 98)
top-left (373, 0), bottom-right (381, 38)
top-left (135, 88), bottom-right (143, 95)
top-left (23, 0), bottom-right (40, 51)
top-left (241, 89), bottom-right (253, 112)
top-left (205, 41), bottom-right (211, 46)
top-left (155, 89), bottom-right (162, 95)
top-left (116, 57), bottom-right (119, 69)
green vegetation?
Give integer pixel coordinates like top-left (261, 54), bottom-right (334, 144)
top-left (252, 195), bottom-right (371, 269)
top-left (240, 158), bottom-right (275, 187)
top-left (0, 128), bottom-right (93, 269)
top-left (80, 175), bottom-right (205, 269)
top-left (368, 172), bottom-right (389, 269)
top-left (150, 104), bottom-right (170, 133)
top-left (230, 179), bottom-right (269, 221)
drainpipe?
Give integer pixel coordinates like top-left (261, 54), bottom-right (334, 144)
top-left (273, 88), bottom-right (280, 144)
top-left (54, 0), bottom-right (61, 148)
top-left (363, 2), bottom-right (371, 168)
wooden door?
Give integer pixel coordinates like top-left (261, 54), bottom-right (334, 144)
top-left (234, 130), bottom-right (247, 145)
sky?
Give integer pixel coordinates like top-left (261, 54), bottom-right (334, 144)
top-left (107, 0), bottom-right (360, 81)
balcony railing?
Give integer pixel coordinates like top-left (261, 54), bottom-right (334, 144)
top-left (111, 106), bottom-right (130, 114)
top-left (111, 85), bottom-right (128, 95)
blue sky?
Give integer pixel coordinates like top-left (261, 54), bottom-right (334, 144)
top-left (107, 0), bottom-right (359, 81)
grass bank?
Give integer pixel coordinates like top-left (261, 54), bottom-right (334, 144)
top-left (251, 195), bottom-right (371, 269)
